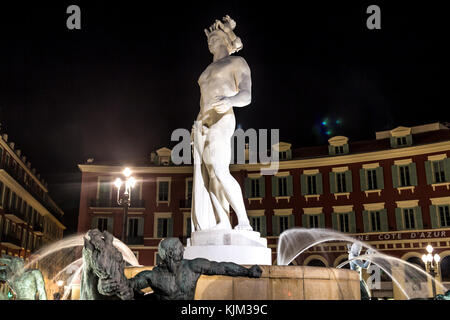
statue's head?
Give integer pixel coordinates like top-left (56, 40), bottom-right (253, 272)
top-left (349, 243), bottom-right (362, 256)
top-left (204, 15), bottom-right (243, 55)
top-left (158, 238), bottom-right (184, 267)
top-left (0, 255), bottom-right (25, 278)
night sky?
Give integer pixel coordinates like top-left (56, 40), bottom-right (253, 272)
top-left (0, 1), bottom-right (448, 234)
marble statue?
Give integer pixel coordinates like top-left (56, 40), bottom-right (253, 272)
top-left (88, 233), bottom-right (262, 300)
top-left (348, 243), bottom-right (373, 300)
top-left (191, 15), bottom-right (252, 231)
top-left (0, 255), bottom-right (47, 300)
top-left (80, 229), bottom-right (133, 300)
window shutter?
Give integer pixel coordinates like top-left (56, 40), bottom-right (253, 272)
top-left (345, 170), bottom-right (353, 192)
top-left (414, 206), bottom-right (423, 230)
top-left (318, 213), bottom-right (325, 228)
top-left (258, 176), bottom-right (265, 198)
top-left (316, 173), bottom-right (323, 194)
top-left (363, 211), bottom-right (370, 233)
top-left (329, 172), bottom-right (336, 193)
top-left (138, 218), bottom-right (144, 236)
top-left (429, 205), bottom-right (439, 229)
top-left (286, 149), bottom-right (292, 160)
top-left (360, 169), bottom-right (367, 191)
top-left (260, 216), bottom-right (267, 237)
top-left (300, 174), bottom-right (308, 195)
top-left (425, 161), bottom-right (434, 185)
top-left (406, 134), bottom-right (413, 146)
top-left (376, 167), bottom-right (384, 189)
top-left (391, 165), bottom-right (399, 188)
top-left (444, 158), bottom-right (450, 182)
top-left (244, 178), bottom-right (251, 198)
top-left (409, 163), bottom-right (418, 186)
top-left (302, 214), bottom-right (308, 228)
top-left (168, 218), bottom-right (173, 237)
top-left (380, 209), bottom-right (388, 232)
top-left (107, 217), bottom-right (114, 234)
top-left (271, 176), bottom-right (278, 197)
top-left (343, 144), bottom-right (349, 154)
top-left (328, 145), bottom-right (335, 156)
top-left (272, 215), bottom-right (280, 236)
top-left (390, 137), bottom-right (397, 148)
top-left (395, 208), bottom-right (403, 231)
top-left (286, 175), bottom-right (293, 196)
top-left (349, 211), bottom-right (356, 233)
top-left (91, 217), bottom-right (98, 230)
top-left (331, 212), bottom-right (338, 230)
top-left (157, 218), bottom-right (163, 237)
top-left (288, 214), bottom-right (295, 229)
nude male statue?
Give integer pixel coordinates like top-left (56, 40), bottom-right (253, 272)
top-left (0, 255), bottom-right (47, 300)
top-left (191, 15), bottom-right (253, 231)
top-left (100, 237), bottom-right (262, 300)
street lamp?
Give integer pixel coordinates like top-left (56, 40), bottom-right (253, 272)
top-left (114, 167), bottom-right (136, 243)
top-left (422, 244), bottom-right (441, 298)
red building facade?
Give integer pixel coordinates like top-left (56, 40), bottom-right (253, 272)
top-left (77, 123), bottom-right (450, 295)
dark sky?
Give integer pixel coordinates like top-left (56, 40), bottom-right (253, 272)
top-left (0, 1), bottom-right (448, 234)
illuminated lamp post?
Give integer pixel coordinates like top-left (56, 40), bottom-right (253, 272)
top-left (114, 167), bottom-right (136, 243)
top-left (422, 244), bottom-right (441, 298)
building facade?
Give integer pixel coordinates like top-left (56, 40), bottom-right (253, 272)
top-left (0, 132), bottom-right (65, 262)
top-left (77, 123), bottom-right (450, 296)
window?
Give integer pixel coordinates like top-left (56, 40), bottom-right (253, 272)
top-left (433, 161), bottom-right (446, 183)
top-left (186, 217), bottom-right (192, 237)
top-left (279, 216), bottom-right (289, 233)
top-left (187, 180), bottom-right (193, 201)
top-left (403, 208), bottom-right (415, 229)
top-left (439, 206), bottom-right (450, 227)
top-left (336, 173), bottom-right (347, 193)
top-left (0, 181), bottom-right (3, 207)
top-left (335, 146), bottom-right (344, 154)
top-left (309, 215), bottom-right (319, 228)
top-left (279, 151), bottom-right (287, 160)
top-left (97, 218), bottom-right (108, 232)
top-left (3, 187), bottom-right (10, 208)
top-left (397, 137), bottom-right (407, 146)
top-left (157, 218), bottom-right (172, 238)
top-left (128, 218), bottom-right (139, 238)
top-left (339, 213), bottom-right (350, 232)
top-left (370, 211), bottom-right (381, 232)
top-left (278, 177), bottom-right (288, 196)
top-left (11, 192), bottom-right (17, 210)
top-left (367, 169), bottom-right (378, 190)
top-left (399, 165), bottom-right (411, 187)
top-left (307, 175), bottom-right (317, 195)
top-left (250, 216), bottom-right (262, 233)
top-left (251, 179), bottom-right (260, 198)
top-left (98, 178), bottom-right (111, 203)
top-left (158, 181), bottom-right (169, 202)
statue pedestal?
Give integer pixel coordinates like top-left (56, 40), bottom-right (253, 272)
top-left (184, 230), bottom-right (272, 265)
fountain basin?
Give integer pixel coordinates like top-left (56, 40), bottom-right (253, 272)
top-left (124, 265), bottom-right (361, 300)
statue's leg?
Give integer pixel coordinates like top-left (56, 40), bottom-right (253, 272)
top-left (208, 175), bottom-right (232, 230)
top-left (203, 129), bottom-right (252, 231)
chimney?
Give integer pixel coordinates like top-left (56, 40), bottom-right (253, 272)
top-left (8, 142), bottom-right (14, 150)
top-left (150, 152), bottom-right (157, 164)
top-left (21, 155), bottom-right (26, 162)
top-left (32, 168), bottom-right (36, 175)
top-left (16, 149), bottom-right (21, 157)
top-left (1, 134), bottom-right (7, 142)
top-left (37, 173), bottom-right (41, 179)
top-left (86, 158), bottom-right (94, 164)
top-left (27, 161), bottom-right (31, 169)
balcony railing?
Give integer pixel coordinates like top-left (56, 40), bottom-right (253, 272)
top-left (179, 199), bottom-right (192, 209)
top-left (3, 205), bottom-right (27, 223)
top-left (0, 163), bottom-right (62, 221)
top-left (89, 198), bottom-right (145, 208)
top-left (126, 236), bottom-right (144, 245)
top-left (0, 233), bottom-right (23, 248)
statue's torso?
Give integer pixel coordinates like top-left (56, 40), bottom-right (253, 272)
top-left (197, 56), bottom-right (241, 127)
top-left (152, 262), bottom-right (200, 300)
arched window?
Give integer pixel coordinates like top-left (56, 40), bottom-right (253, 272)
top-left (307, 259), bottom-right (326, 267)
top-left (440, 256), bottom-right (450, 282)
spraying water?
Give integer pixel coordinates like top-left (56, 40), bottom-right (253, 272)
top-left (277, 227), bottom-right (445, 299)
top-left (20, 232), bottom-right (140, 299)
